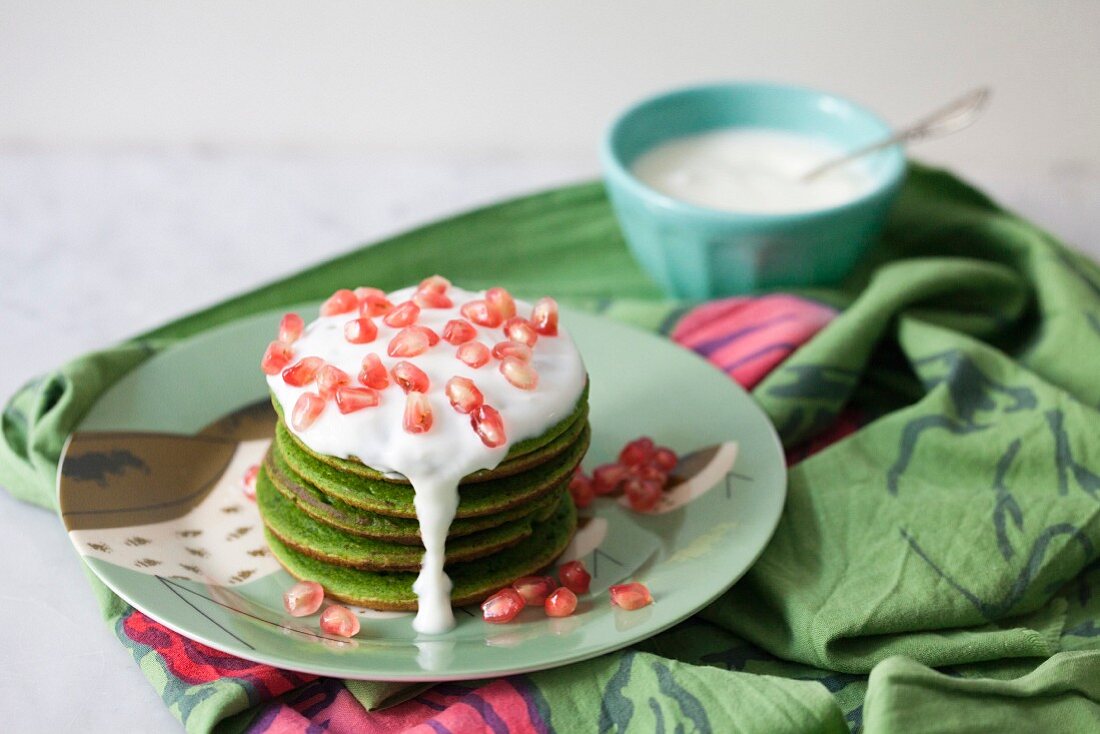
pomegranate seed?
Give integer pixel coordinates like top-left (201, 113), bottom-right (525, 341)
top-left (383, 301), bottom-right (420, 328)
top-left (461, 300), bottom-right (503, 328)
top-left (260, 341), bottom-right (293, 375)
top-left (241, 464), bottom-right (259, 486)
top-left (360, 293), bottom-right (394, 318)
top-left (391, 361), bottom-right (430, 393)
top-left (344, 317), bottom-right (378, 344)
top-left (282, 356), bottom-right (324, 386)
top-left (481, 588), bottom-right (525, 624)
top-left (531, 297), bottom-right (559, 336)
top-left (388, 327), bottom-right (431, 358)
top-left (418, 274), bottom-right (451, 294)
top-left (569, 470), bottom-right (594, 509)
top-left (241, 464), bottom-right (259, 500)
top-left (471, 404), bottom-right (507, 448)
top-left (559, 560), bottom-right (591, 595)
top-left (545, 587), bottom-right (578, 617)
top-left (456, 341), bottom-right (491, 368)
top-left (593, 463), bottom-right (629, 495)
top-left (320, 605), bottom-right (361, 637)
top-left (291, 392), bottom-right (326, 431)
top-left (320, 289), bottom-right (358, 316)
top-left (492, 340), bottom-right (533, 362)
top-left (283, 581), bottom-right (324, 617)
top-left (278, 313), bottom-right (304, 344)
top-left (609, 582), bottom-right (653, 610)
top-left (512, 575), bottom-right (557, 605)
top-left (624, 477), bottom-right (663, 512)
top-left (358, 353), bottom-right (389, 389)
top-left (316, 364), bottom-right (351, 399)
top-left (446, 376), bottom-right (484, 414)
top-left (653, 447), bottom-right (678, 472)
top-left (413, 325), bottom-right (440, 346)
top-left (335, 386), bottom-right (380, 413)
top-left (500, 357), bottom-right (538, 390)
top-left (414, 289), bottom-right (453, 309)
top-left (442, 319), bottom-right (478, 345)
top-left (631, 463), bottom-right (669, 485)
top-left (354, 286), bottom-right (386, 301)
top-left (503, 317), bottom-right (539, 347)
top-left (619, 437), bottom-right (655, 467)
top-left (403, 392), bottom-right (433, 434)
top-left (485, 287), bottom-right (516, 320)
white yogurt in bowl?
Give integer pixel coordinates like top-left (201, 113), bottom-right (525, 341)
top-left (630, 128), bottom-right (876, 214)
top-left (601, 82), bottom-right (906, 297)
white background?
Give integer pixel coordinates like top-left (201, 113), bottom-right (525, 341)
top-left (1, 2), bottom-right (1099, 731)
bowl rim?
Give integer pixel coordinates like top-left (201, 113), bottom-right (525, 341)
top-left (600, 80), bottom-right (907, 223)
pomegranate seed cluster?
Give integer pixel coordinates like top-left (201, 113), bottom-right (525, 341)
top-left (281, 568), bottom-right (651, 635)
top-left (480, 559), bottom-right (652, 623)
top-left (259, 276), bottom-right (563, 447)
top-left (481, 559), bottom-right (591, 623)
top-left (281, 581), bottom-right (360, 638)
top-left (569, 437), bottom-right (679, 512)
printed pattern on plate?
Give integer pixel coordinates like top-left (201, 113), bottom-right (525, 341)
top-left (69, 439), bottom-right (280, 585)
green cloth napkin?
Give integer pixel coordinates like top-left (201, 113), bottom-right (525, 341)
top-left (6, 163), bottom-right (1100, 732)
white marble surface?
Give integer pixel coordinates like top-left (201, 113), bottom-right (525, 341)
top-left (0, 149), bottom-right (1097, 732)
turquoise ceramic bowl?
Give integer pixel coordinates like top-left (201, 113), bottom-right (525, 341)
top-left (601, 82), bottom-right (906, 299)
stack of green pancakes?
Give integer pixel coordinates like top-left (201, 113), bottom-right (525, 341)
top-left (257, 385), bottom-right (589, 611)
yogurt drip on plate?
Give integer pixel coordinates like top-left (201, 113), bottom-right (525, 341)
top-left (630, 128), bottom-right (877, 214)
top-left (267, 285), bottom-right (586, 634)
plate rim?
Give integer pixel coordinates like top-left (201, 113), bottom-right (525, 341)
top-left (58, 304), bottom-right (787, 682)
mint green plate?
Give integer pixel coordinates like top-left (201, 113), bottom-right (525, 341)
top-left (58, 307), bottom-right (785, 681)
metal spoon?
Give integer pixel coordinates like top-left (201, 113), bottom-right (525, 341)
top-left (801, 86), bottom-right (992, 182)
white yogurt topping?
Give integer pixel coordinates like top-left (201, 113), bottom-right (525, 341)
top-left (630, 128), bottom-right (877, 214)
top-left (267, 285), bottom-right (587, 634)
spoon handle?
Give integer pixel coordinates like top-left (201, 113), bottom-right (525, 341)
top-left (802, 86), bottom-right (992, 182)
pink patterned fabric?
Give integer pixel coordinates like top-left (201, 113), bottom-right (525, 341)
top-left (122, 610), bottom-right (314, 692)
top-left (242, 679), bottom-right (548, 734)
top-left (352, 681), bottom-right (548, 734)
top-left (670, 294), bottom-right (836, 389)
top-left (245, 679), bottom-right (376, 734)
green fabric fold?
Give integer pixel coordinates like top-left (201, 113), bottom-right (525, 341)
top-left (520, 650), bottom-right (850, 734)
top-left (862, 652), bottom-right (1100, 732)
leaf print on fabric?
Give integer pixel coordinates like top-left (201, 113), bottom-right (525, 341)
top-left (992, 439), bottom-right (1025, 561)
top-left (1047, 410), bottom-right (1100, 499)
top-left (913, 351), bottom-right (1036, 422)
top-left (887, 351), bottom-right (1039, 495)
top-left (598, 651), bottom-right (637, 733)
top-left (653, 661), bottom-right (711, 733)
top-left (887, 415), bottom-right (989, 495)
top-left (901, 523), bottom-right (1094, 620)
